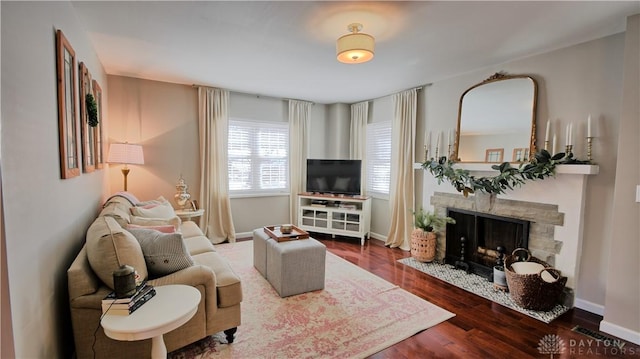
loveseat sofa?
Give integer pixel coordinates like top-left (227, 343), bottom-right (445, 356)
top-left (67, 194), bottom-right (242, 359)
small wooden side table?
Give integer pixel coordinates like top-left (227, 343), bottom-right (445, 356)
top-left (175, 208), bottom-right (205, 222)
top-left (101, 284), bottom-right (201, 358)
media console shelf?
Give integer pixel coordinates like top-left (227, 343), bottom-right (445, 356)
top-left (298, 193), bottom-right (371, 246)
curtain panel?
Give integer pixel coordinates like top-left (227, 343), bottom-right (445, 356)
top-left (350, 101), bottom-right (369, 194)
top-left (197, 87), bottom-right (236, 243)
top-left (288, 100), bottom-right (311, 225)
top-left (385, 89), bottom-right (418, 250)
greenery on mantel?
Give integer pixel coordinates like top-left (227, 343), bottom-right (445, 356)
top-left (422, 149), bottom-right (591, 197)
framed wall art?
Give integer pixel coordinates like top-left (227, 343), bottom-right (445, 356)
top-left (79, 62), bottom-right (96, 173)
top-left (92, 79), bottom-right (105, 169)
top-left (56, 29), bottom-right (81, 179)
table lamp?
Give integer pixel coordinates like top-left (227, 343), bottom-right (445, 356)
top-left (107, 142), bottom-right (144, 191)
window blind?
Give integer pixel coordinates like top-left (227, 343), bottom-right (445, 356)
top-left (366, 121), bottom-right (392, 195)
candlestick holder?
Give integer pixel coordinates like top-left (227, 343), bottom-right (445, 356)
top-left (448, 144), bottom-right (453, 158)
top-left (435, 147), bottom-right (440, 160)
top-left (544, 140), bottom-right (550, 152)
top-left (586, 137), bottom-right (593, 162)
top-left (565, 145), bottom-right (573, 158)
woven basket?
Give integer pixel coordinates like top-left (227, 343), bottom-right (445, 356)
top-left (504, 248), bottom-right (567, 311)
top-left (410, 229), bottom-right (437, 262)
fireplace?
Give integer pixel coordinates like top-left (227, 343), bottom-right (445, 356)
top-left (445, 208), bottom-right (530, 279)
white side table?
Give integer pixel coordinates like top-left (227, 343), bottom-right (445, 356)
top-left (101, 284), bottom-right (201, 359)
top-left (175, 208), bottom-right (205, 222)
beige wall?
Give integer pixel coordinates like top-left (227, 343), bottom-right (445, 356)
top-left (602, 14), bottom-right (640, 344)
top-left (1, 2), bottom-right (108, 357)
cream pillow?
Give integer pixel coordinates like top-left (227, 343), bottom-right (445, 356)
top-left (131, 201), bottom-right (176, 219)
top-left (85, 216), bottom-right (148, 289)
top-left (130, 216), bottom-right (181, 232)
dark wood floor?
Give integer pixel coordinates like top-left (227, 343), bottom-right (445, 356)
top-left (307, 234), bottom-right (639, 359)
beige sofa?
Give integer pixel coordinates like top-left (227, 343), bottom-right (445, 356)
top-left (67, 196), bottom-right (242, 359)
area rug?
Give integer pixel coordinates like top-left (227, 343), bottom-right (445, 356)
top-left (398, 257), bottom-right (569, 323)
top-left (169, 241), bottom-right (454, 359)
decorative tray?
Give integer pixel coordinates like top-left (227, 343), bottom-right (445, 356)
top-left (263, 225), bottom-right (309, 242)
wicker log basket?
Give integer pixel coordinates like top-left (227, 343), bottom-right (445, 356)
top-left (504, 248), bottom-right (567, 311)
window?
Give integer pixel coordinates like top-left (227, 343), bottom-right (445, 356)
top-left (366, 121), bottom-right (392, 196)
top-left (228, 119), bottom-right (289, 195)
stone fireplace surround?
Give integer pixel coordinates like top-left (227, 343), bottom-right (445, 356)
top-left (422, 163), bottom-right (599, 307)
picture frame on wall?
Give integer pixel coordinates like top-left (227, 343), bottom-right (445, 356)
top-left (79, 62), bottom-right (96, 173)
top-left (56, 29), bottom-right (81, 179)
top-left (92, 79), bottom-right (105, 169)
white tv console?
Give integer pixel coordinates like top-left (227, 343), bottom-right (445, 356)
top-left (297, 193), bottom-right (372, 246)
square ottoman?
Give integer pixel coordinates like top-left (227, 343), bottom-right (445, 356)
top-left (253, 229), bottom-right (326, 297)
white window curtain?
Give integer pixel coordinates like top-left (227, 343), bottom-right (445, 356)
top-left (198, 87), bottom-right (236, 244)
top-left (288, 100), bottom-right (311, 225)
top-left (385, 89), bottom-right (418, 250)
top-left (350, 101), bottom-right (369, 194)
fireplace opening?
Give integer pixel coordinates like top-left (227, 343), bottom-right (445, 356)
top-left (445, 208), bottom-right (530, 279)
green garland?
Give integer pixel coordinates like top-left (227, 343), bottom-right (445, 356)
top-left (86, 94), bottom-right (99, 127)
top-left (422, 150), bottom-right (588, 197)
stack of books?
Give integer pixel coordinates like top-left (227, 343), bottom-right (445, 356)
top-left (102, 281), bottom-right (156, 316)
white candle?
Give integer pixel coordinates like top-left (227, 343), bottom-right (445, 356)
top-left (447, 129), bottom-right (451, 150)
top-left (569, 123), bottom-right (573, 145)
top-left (587, 114), bottom-right (592, 138)
top-left (565, 124), bottom-right (570, 145)
top-left (552, 134), bottom-right (557, 154)
top-left (436, 131), bottom-right (442, 153)
top-left (545, 119), bottom-right (550, 142)
top-left (425, 131), bottom-right (431, 151)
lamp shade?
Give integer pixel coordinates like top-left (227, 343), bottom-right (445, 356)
top-left (337, 23), bottom-right (375, 64)
top-left (107, 143), bottom-right (144, 165)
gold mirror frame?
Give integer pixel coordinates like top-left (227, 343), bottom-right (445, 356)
top-left (453, 73), bottom-right (537, 163)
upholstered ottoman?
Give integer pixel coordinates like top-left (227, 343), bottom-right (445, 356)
top-left (253, 229), bottom-right (326, 297)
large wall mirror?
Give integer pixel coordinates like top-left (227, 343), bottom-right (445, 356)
top-left (454, 73), bottom-right (537, 163)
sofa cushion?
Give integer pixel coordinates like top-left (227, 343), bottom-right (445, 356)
top-left (126, 224), bottom-right (176, 233)
top-left (86, 216), bottom-right (148, 289)
top-left (128, 228), bottom-right (195, 277)
top-left (183, 235), bottom-right (216, 256)
top-left (99, 201), bottom-right (132, 227)
top-left (181, 221), bottom-right (205, 239)
top-left (192, 251), bottom-right (242, 308)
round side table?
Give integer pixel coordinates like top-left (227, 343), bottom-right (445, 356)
top-left (101, 284), bottom-right (201, 358)
top-left (175, 208), bottom-right (205, 222)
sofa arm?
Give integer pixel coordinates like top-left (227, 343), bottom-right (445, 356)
top-left (148, 264), bottom-right (218, 316)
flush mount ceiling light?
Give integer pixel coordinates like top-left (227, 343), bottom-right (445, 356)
top-left (336, 23), bottom-right (375, 64)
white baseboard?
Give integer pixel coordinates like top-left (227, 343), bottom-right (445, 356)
top-left (236, 231), bottom-right (253, 239)
top-left (574, 298), bottom-right (605, 316)
top-left (369, 232), bottom-right (387, 242)
top-left (600, 320), bottom-right (640, 345)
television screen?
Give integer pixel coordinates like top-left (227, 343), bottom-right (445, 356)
top-left (306, 159), bottom-right (362, 196)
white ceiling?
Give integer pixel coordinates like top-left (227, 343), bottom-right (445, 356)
top-left (71, 1), bottom-right (639, 104)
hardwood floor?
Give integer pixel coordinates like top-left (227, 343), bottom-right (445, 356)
top-left (308, 235), bottom-right (639, 359)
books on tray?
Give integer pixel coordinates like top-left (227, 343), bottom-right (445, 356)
top-left (102, 281), bottom-right (156, 316)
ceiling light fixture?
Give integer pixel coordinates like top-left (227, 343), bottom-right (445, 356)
top-left (336, 23), bottom-right (375, 64)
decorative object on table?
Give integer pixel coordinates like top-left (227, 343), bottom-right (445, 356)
top-left (280, 224), bottom-right (293, 234)
top-left (112, 264), bottom-right (137, 298)
top-left (504, 248), bottom-right (567, 311)
top-left (102, 281), bottom-right (156, 316)
top-left (55, 29), bottom-right (81, 179)
top-left (174, 175), bottom-right (191, 209)
top-left (422, 149), bottom-right (591, 197)
top-left (263, 225), bottom-right (309, 242)
top-left (410, 208), bottom-right (456, 263)
top-left (107, 142), bottom-right (145, 191)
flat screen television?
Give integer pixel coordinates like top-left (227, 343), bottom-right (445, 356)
top-left (306, 159), bottom-right (362, 196)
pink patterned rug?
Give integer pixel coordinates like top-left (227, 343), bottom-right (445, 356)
top-left (169, 240), bottom-right (454, 359)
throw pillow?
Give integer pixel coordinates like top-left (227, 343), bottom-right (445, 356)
top-left (85, 216), bottom-right (148, 289)
top-left (128, 228), bottom-right (194, 277)
top-left (130, 201), bottom-right (176, 219)
top-left (126, 224), bottom-right (176, 233)
top-left (130, 216), bottom-right (181, 231)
